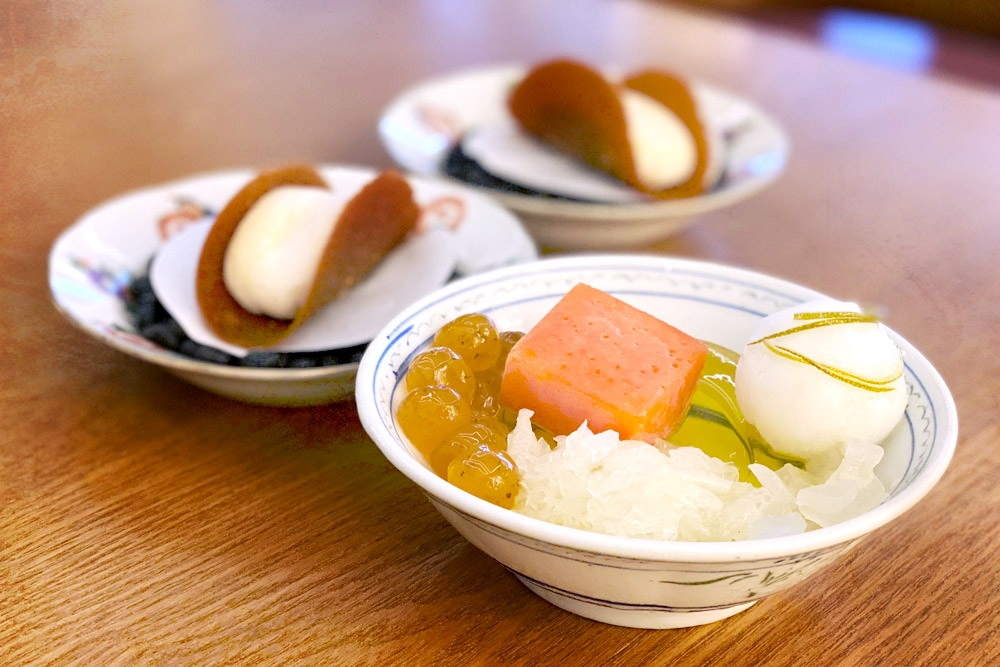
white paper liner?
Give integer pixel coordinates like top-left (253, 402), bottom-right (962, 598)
top-left (150, 220), bottom-right (457, 357)
top-left (463, 111), bottom-right (729, 202)
top-left (463, 117), bottom-right (648, 203)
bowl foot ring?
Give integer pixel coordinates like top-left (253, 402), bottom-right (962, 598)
top-left (515, 574), bottom-right (757, 629)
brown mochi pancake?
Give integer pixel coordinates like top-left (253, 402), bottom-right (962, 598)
top-left (196, 165), bottom-right (419, 348)
top-left (507, 59), bottom-right (710, 200)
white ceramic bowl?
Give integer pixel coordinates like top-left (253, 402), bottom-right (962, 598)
top-left (49, 165), bottom-right (537, 406)
top-left (378, 64), bottom-right (790, 250)
top-left (355, 255), bottom-right (957, 628)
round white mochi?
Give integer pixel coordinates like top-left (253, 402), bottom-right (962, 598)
top-left (734, 299), bottom-right (907, 461)
top-left (619, 88), bottom-right (698, 191)
top-left (222, 185), bottom-right (345, 320)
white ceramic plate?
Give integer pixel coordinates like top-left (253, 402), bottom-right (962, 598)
top-left (378, 64), bottom-right (790, 249)
top-left (356, 255), bottom-right (957, 628)
top-left (49, 165), bottom-right (537, 406)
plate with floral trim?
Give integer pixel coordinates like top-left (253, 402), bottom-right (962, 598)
top-left (49, 164), bottom-right (537, 405)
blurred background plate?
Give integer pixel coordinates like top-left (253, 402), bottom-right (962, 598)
top-left (379, 63), bottom-right (790, 250)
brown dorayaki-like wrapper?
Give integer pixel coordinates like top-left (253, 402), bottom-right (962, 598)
top-left (507, 59), bottom-right (710, 200)
top-left (196, 165), bottom-right (419, 348)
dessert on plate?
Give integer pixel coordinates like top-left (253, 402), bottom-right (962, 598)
top-left (196, 166), bottom-right (418, 348)
top-left (126, 165), bottom-right (446, 368)
top-left (445, 59), bottom-right (723, 204)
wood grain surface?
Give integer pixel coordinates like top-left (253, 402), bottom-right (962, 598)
top-left (2, 0), bottom-right (999, 664)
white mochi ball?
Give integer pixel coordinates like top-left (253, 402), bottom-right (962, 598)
top-left (734, 299), bottom-right (907, 461)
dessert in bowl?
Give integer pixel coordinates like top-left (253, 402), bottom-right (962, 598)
top-left (355, 254), bottom-right (956, 628)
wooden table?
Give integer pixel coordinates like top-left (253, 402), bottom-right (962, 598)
top-left (3, 0), bottom-right (998, 664)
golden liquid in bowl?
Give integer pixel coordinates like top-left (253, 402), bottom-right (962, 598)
top-left (670, 342), bottom-right (801, 483)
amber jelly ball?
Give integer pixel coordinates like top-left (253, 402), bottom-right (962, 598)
top-left (396, 385), bottom-right (473, 456)
top-left (433, 314), bottom-right (501, 373)
top-left (447, 449), bottom-right (519, 509)
top-left (404, 346), bottom-right (477, 403)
